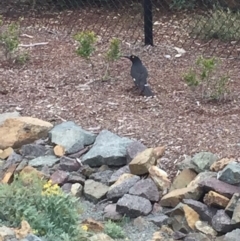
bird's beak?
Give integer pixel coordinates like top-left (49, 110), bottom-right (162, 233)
top-left (121, 55), bottom-right (130, 59)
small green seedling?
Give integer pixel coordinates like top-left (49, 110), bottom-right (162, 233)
top-left (183, 56), bottom-right (230, 101)
top-left (0, 22), bottom-right (20, 60)
top-left (103, 38), bottom-right (121, 81)
top-left (74, 31), bottom-right (97, 78)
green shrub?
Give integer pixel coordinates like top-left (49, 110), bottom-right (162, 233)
top-left (74, 31), bottom-right (97, 59)
top-left (103, 38), bottom-right (121, 80)
top-left (104, 220), bottom-right (125, 239)
top-left (0, 173), bottom-right (89, 241)
top-left (190, 8), bottom-right (240, 41)
top-left (183, 56), bottom-right (230, 101)
top-left (0, 22), bottom-right (20, 59)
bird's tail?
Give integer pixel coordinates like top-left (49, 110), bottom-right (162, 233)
top-left (142, 84), bottom-right (154, 97)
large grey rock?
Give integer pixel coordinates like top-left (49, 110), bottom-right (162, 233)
top-left (107, 175), bottom-right (140, 202)
top-left (212, 210), bottom-right (237, 233)
top-left (59, 156), bottom-right (81, 172)
top-left (25, 234), bottom-right (43, 241)
top-left (223, 229), bottom-right (240, 241)
top-left (82, 130), bottom-right (133, 167)
top-left (49, 121), bottom-right (96, 154)
top-left (199, 178), bottom-right (240, 198)
top-left (116, 194), bottom-right (152, 218)
top-left (89, 170), bottom-right (114, 185)
top-left (67, 172), bottom-right (86, 185)
top-left (20, 144), bottom-right (53, 157)
top-left (129, 178), bottom-right (160, 202)
top-left (218, 161), bottom-right (240, 185)
top-left (126, 141), bottom-right (146, 164)
top-left (182, 199), bottom-right (217, 224)
top-left (84, 179), bottom-right (109, 204)
top-left (29, 155), bottom-right (59, 167)
top-left (103, 203), bottom-right (123, 221)
top-left (108, 165), bottom-right (130, 184)
top-left (191, 152), bottom-right (218, 173)
top-left (3, 151), bottom-right (22, 170)
top-left (0, 111), bottom-right (20, 125)
top-left (184, 233), bottom-right (212, 241)
top-left (146, 214), bottom-right (169, 227)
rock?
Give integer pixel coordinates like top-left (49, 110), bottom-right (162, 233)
top-left (177, 155), bottom-right (197, 172)
top-left (50, 170), bottom-right (69, 185)
top-left (103, 203), bottom-right (123, 221)
top-left (195, 220), bottom-right (217, 237)
top-left (223, 228), bottom-right (240, 241)
top-left (151, 203), bottom-right (163, 214)
top-left (79, 164), bottom-right (95, 177)
top-left (148, 166), bottom-right (171, 191)
top-left (187, 171), bottom-right (217, 188)
top-left (90, 233), bottom-right (114, 241)
top-left (153, 146), bottom-right (166, 159)
top-left (160, 185), bottom-right (202, 207)
top-left (129, 178), bottom-right (160, 202)
top-left (225, 193), bottom-right (240, 216)
top-left (199, 177), bottom-right (240, 198)
top-left (0, 111), bottom-right (20, 125)
top-left (1, 164), bottom-right (17, 183)
top-left (67, 172), bottom-right (85, 185)
top-left (107, 174), bottom-right (140, 201)
top-left (0, 225), bottom-right (16, 240)
top-left (129, 148), bottom-right (157, 175)
top-left (61, 183), bottom-right (72, 193)
top-left (20, 144), bottom-right (53, 158)
top-left (49, 121), bottom-right (96, 154)
top-left (82, 130), bottom-right (132, 167)
top-left (14, 220), bottom-right (32, 239)
top-left (84, 179), bottom-right (109, 204)
top-left (182, 199), bottom-right (217, 224)
top-left (116, 194), bottom-right (152, 217)
top-left (191, 151), bottom-right (218, 173)
top-left (150, 227), bottom-right (174, 241)
top-left (20, 166), bottom-right (45, 180)
top-left (24, 234), bottom-right (43, 241)
top-left (146, 214), bottom-right (169, 227)
top-left (29, 155), bottom-right (59, 168)
top-left (108, 165), bottom-right (130, 184)
top-left (217, 161), bottom-right (240, 185)
top-left (133, 216), bottom-right (149, 231)
top-left (184, 232), bottom-right (212, 241)
top-left (53, 145), bottom-right (65, 157)
top-left (98, 165), bottom-right (110, 171)
top-left (89, 170), bottom-right (114, 185)
top-left (170, 169), bottom-right (197, 192)
top-left (0, 117), bottom-right (53, 149)
top-left (203, 191), bottom-right (230, 208)
top-left (172, 231), bottom-right (187, 240)
top-left (59, 156), bottom-right (81, 172)
top-left (71, 183), bottom-right (83, 197)
top-left (212, 210), bottom-right (237, 233)
top-left (126, 141), bottom-right (147, 164)
top-left (0, 147), bottom-right (13, 159)
top-left (210, 157), bottom-right (235, 172)
top-left (232, 199), bottom-right (240, 224)
top-left (3, 152), bottom-right (22, 170)
top-left (165, 203), bottom-right (200, 233)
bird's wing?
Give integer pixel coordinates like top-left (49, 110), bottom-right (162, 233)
top-left (131, 64), bottom-right (148, 87)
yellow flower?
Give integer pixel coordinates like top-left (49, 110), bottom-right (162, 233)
top-left (81, 225), bottom-right (88, 231)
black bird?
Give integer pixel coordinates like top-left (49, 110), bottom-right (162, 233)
top-left (123, 55), bottom-right (154, 97)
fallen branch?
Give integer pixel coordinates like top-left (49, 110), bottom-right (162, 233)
top-left (19, 42), bottom-right (49, 47)
top-left (20, 34), bottom-right (33, 39)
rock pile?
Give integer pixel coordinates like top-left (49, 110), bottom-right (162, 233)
top-left (0, 112), bottom-right (240, 241)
